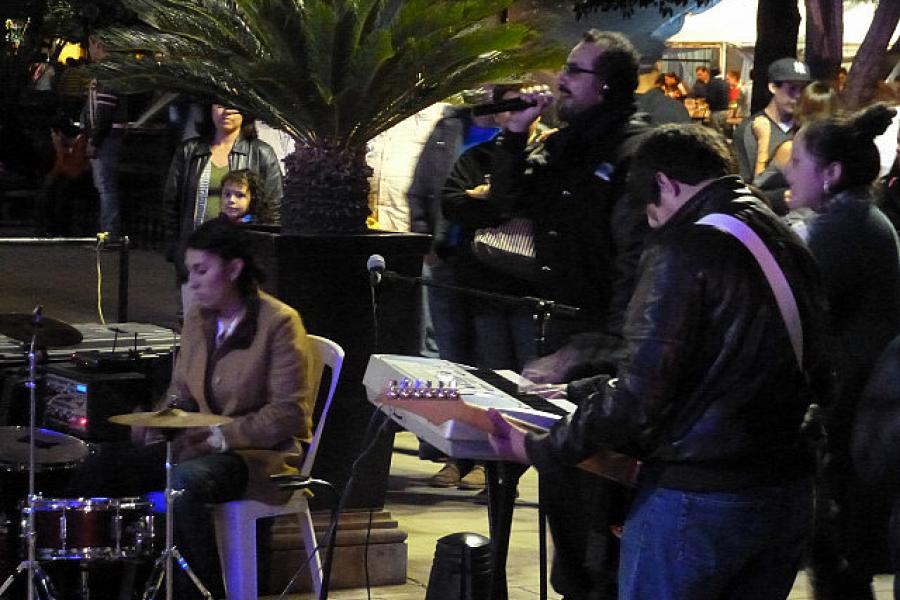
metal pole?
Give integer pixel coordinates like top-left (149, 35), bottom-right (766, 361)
top-left (118, 236), bottom-right (130, 322)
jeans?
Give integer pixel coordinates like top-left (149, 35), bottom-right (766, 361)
top-left (423, 260), bottom-right (474, 365)
top-left (66, 441), bottom-right (249, 599)
top-left (90, 131), bottom-right (123, 237)
top-left (619, 478), bottom-right (812, 600)
top-left (472, 305), bottom-right (537, 371)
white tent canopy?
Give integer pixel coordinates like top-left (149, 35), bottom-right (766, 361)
top-left (669, 0), bottom-right (899, 46)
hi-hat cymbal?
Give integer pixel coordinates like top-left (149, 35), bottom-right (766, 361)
top-left (0, 313), bottom-right (83, 348)
top-left (110, 409), bottom-right (233, 429)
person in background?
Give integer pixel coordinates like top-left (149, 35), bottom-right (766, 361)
top-left (784, 102), bottom-right (900, 600)
top-left (164, 102), bottom-right (282, 316)
top-left (877, 120), bottom-right (900, 233)
top-left (635, 60), bottom-right (690, 125)
top-left (662, 72), bottom-right (688, 101)
top-left (407, 87), bottom-right (501, 490)
top-left (705, 67), bottom-right (731, 134)
top-left (733, 58), bottom-right (811, 183)
top-left (82, 35), bottom-right (127, 237)
top-left (726, 69), bottom-right (747, 118)
top-left (691, 65), bottom-right (710, 100)
top-left (220, 168), bottom-right (259, 224)
top-left (755, 81), bottom-right (842, 215)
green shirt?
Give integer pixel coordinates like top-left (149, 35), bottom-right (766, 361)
top-left (203, 162), bottom-right (229, 223)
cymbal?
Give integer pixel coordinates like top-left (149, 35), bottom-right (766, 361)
top-left (0, 313), bottom-right (82, 348)
top-left (109, 408), bottom-right (233, 429)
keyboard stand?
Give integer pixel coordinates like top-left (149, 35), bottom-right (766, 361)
top-left (484, 461), bottom-right (530, 600)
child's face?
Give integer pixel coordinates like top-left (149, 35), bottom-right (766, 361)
top-left (222, 181), bottom-right (251, 222)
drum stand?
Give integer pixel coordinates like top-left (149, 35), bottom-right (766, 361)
top-left (140, 433), bottom-right (212, 600)
top-left (0, 308), bottom-right (59, 600)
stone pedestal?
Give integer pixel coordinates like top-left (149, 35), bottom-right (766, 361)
top-left (265, 509), bottom-right (408, 593)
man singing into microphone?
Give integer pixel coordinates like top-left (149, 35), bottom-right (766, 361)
top-left (484, 31), bottom-right (651, 599)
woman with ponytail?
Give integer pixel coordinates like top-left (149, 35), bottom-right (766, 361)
top-left (786, 102), bottom-right (900, 599)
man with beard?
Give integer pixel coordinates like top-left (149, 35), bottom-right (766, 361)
top-left (487, 30), bottom-right (650, 599)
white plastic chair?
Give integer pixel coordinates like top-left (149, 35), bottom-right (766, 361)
top-left (212, 334), bottom-right (344, 600)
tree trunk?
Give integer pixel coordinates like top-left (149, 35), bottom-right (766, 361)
top-left (804, 0), bottom-right (843, 81)
top-left (751, 0), bottom-right (801, 114)
top-left (843, 0), bottom-right (900, 109)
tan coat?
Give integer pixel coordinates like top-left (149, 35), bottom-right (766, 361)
top-left (164, 290), bottom-right (315, 502)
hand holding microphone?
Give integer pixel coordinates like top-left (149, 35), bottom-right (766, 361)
top-left (505, 85), bottom-right (553, 133)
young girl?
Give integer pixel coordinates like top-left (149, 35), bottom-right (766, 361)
top-left (219, 169), bottom-right (259, 223)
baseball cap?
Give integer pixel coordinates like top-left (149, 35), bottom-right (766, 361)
top-left (768, 58), bottom-right (811, 83)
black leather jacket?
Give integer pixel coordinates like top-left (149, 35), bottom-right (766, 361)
top-left (489, 103), bottom-right (651, 333)
top-left (526, 177), bottom-right (827, 491)
top-left (163, 135), bottom-right (283, 242)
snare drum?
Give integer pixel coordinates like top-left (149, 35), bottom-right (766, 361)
top-left (0, 426), bottom-right (90, 473)
top-left (22, 496), bottom-right (155, 560)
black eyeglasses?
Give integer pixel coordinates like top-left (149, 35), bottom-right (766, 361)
top-left (561, 63), bottom-right (598, 76)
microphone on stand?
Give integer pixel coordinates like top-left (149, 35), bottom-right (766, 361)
top-left (458, 97), bottom-right (537, 117)
top-left (367, 254), bottom-right (386, 286)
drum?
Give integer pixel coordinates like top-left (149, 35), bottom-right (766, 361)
top-left (0, 426), bottom-right (90, 472)
top-left (22, 496), bottom-right (155, 560)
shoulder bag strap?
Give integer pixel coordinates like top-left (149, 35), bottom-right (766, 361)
top-left (696, 213), bottom-right (803, 368)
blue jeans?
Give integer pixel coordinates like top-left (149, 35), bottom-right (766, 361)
top-left (619, 478), bottom-right (812, 600)
top-left (90, 131), bottom-right (123, 236)
top-left (423, 260), bottom-right (474, 365)
top-left (66, 441), bottom-right (248, 599)
top-left (472, 305), bottom-right (536, 371)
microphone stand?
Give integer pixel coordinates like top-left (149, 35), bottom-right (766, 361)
top-left (0, 306), bottom-right (58, 600)
top-left (373, 270), bottom-right (577, 600)
top-left (375, 270), bottom-right (579, 358)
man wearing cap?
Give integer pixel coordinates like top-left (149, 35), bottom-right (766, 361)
top-left (733, 58), bottom-right (811, 186)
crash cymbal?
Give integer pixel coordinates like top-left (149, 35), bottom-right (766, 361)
top-left (0, 313), bottom-right (82, 348)
top-left (109, 408), bottom-right (233, 429)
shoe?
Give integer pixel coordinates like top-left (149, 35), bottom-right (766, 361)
top-left (458, 465), bottom-right (486, 490)
top-left (429, 463), bottom-right (461, 487)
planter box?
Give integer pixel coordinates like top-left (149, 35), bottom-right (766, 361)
top-left (246, 229), bottom-right (431, 509)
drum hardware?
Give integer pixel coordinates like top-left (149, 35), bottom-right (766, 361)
top-left (110, 408), bottom-right (233, 600)
top-left (0, 307), bottom-right (81, 600)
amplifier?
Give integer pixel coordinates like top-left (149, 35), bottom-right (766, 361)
top-left (43, 364), bottom-right (151, 442)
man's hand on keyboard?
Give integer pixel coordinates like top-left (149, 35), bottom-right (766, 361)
top-left (487, 409), bottom-right (531, 464)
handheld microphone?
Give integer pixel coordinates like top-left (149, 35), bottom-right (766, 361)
top-left (462, 98), bottom-right (537, 117)
top-left (367, 254), bottom-right (386, 286)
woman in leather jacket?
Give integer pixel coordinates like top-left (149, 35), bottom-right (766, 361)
top-left (164, 103), bottom-right (283, 249)
top-left (785, 102), bottom-right (900, 599)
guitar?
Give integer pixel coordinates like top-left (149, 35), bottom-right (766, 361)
top-left (378, 379), bottom-right (641, 487)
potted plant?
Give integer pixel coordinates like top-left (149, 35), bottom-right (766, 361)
top-left (87, 0), bottom-right (561, 524)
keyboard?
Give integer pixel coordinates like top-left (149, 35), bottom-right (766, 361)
top-left (363, 354), bottom-right (574, 461)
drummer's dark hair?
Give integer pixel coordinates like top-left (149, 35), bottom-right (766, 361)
top-left (186, 217), bottom-right (266, 296)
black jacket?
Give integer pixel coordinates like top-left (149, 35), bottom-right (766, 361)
top-left (526, 177), bottom-right (827, 491)
top-left (441, 138), bottom-right (537, 297)
top-left (489, 104), bottom-right (651, 332)
top-left (163, 135), bottom-right (283, 242)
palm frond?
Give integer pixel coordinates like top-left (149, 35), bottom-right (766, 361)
top-left (92, 0), bottom-right (566, 148)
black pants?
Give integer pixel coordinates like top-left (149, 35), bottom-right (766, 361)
top-left (65, 441), bottom-right (249, 599)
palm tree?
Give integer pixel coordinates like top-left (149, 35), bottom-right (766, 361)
top-left (90, 0), bottom-right (563, 232)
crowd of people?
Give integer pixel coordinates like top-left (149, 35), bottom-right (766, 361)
top-left (5, 22), bottom-right (900, 600)
top-left (405, 26), bottom-right (900, 600)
